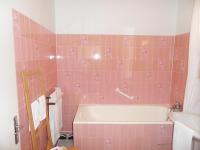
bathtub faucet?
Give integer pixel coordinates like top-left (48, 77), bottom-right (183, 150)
top-left (115, 88), bottom-right (137, 100)
top-left (170, 102), bottom-right (182, 112)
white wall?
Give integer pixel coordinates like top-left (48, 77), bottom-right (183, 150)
top-left (55, 0), bottom-right (178, 35)
top-left (0, 0), bottom-right (54, 149)
top-left (0, 2), bottom-right (20, 149)
top-left (176, 0), bottom-right (194, 34)
top-left (12, 0), bottom-right (55, 32)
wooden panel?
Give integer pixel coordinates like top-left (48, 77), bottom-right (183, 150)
top-left (21, 69), bottom-right (53, 150)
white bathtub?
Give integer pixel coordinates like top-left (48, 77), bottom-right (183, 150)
top-left (74, 104), bottom-right (172, 124)
top-left (73, 105), bottom-right (173, 150)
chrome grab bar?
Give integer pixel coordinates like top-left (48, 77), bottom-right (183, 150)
top-left (115, 88), bottom-right (137, 100)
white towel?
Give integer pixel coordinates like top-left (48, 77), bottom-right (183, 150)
top-left (57, 97), bottom-right (63, 130)
top-left (49, 91), bottom-right (57, 144)
top-left (49, 111), bottom-right (56, 144)
top-left (49, 88), bottom-right (64, 145)
top-left (173, 121), bottom-right (194, 150)
top-left (55, 87), bottom-right (63, 98)
top-left (55, 87), bottom-right (63, 130)
top-left (49, 90), bottom-right (59, 144)
top-left (38, 95), bottom-right (46, 121)
top-left (49, 91), bottom-right (57, 103)
top-left (31, 100), bottom-right (40, 129)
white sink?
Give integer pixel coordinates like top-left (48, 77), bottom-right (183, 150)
top-left (169, 112), bottom-right (200, 150)
top-left (169, 112), bottom-right (200, 135)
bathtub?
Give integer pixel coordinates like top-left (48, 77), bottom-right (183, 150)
top-left (73, 105), bottom-right (173, 150)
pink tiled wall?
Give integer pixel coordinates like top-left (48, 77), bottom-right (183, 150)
top-left (170, 33), bottom-right (190, 106)
top-left (13, 10), bottom-right (57, 150)
top-left (12, 10), bottom-right (190, 148)
top-left (74, 124), bottom-right (173, 150)
top-left (56, 35), bottom-right (175, 131)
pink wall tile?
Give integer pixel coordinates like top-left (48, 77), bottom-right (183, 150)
top-left (56, 34), bottom-right (189, 132)
top-left (13, 10), bottom-right (190, 148)
top-left (56, 35), bottom-right (175, 131)
top-left (170, 33), bottom-right (190, 106)
top-left (74, 124), bottom-right (173, 150)
top-left (13, 10), bottom-right (57, 150)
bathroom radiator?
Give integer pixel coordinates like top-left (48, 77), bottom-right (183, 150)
top-left (48, 87), bottom-right (63, 145)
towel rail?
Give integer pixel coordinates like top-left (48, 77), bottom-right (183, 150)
top-left (21, 69), bottom-right (53, 150)
top-left (46, 96), bottom-right (56, 105)
top-left (47, 102), bottom-right (56, 106)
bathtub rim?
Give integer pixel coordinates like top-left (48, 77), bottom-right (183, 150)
top-left (73, 104), bottom-right (172, 125)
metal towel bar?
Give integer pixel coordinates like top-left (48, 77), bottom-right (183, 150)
top-left (46, 96), bottom-right (56, 105)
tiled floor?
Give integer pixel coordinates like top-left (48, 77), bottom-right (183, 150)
top-left (57, 139), bottom-right (74, 148)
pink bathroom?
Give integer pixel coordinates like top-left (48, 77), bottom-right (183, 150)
top-left (0, 0), bottom-right (199, 150)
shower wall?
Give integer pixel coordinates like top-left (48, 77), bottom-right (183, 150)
top-left (11, 0), bottom-right (193, 148)
top-left (13, 10), bottom-right (57, 150)
top-left (56, 35), bottom-right (175, 131)
top-left (55, 0), bottom-right (193, 132)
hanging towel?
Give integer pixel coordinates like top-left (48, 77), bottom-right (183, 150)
top-left (173, 121), bottom-right (194, 150)
top-left (31, 100), bottom-right (40, 129)
top-left (49, 90), bottom-right (57, 103)
top-left (49, 88), bottom-right (64, 145)
top-left (49, 90), bottom-right (57, 144)
top-left (38, 95), bottom-right (46, 121)
top-left (49, 88), bottom-right (63, 145)
top-left (55, 87), bottom-right (63, 130)
top-left (49, 116), bottom-right (56, 145)
top-left (54, 102), bottom-right (60, 143)
top-left (55, 87), bottom-right (63, 99)
top-left (57, 98), bottom-right (63, 131)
